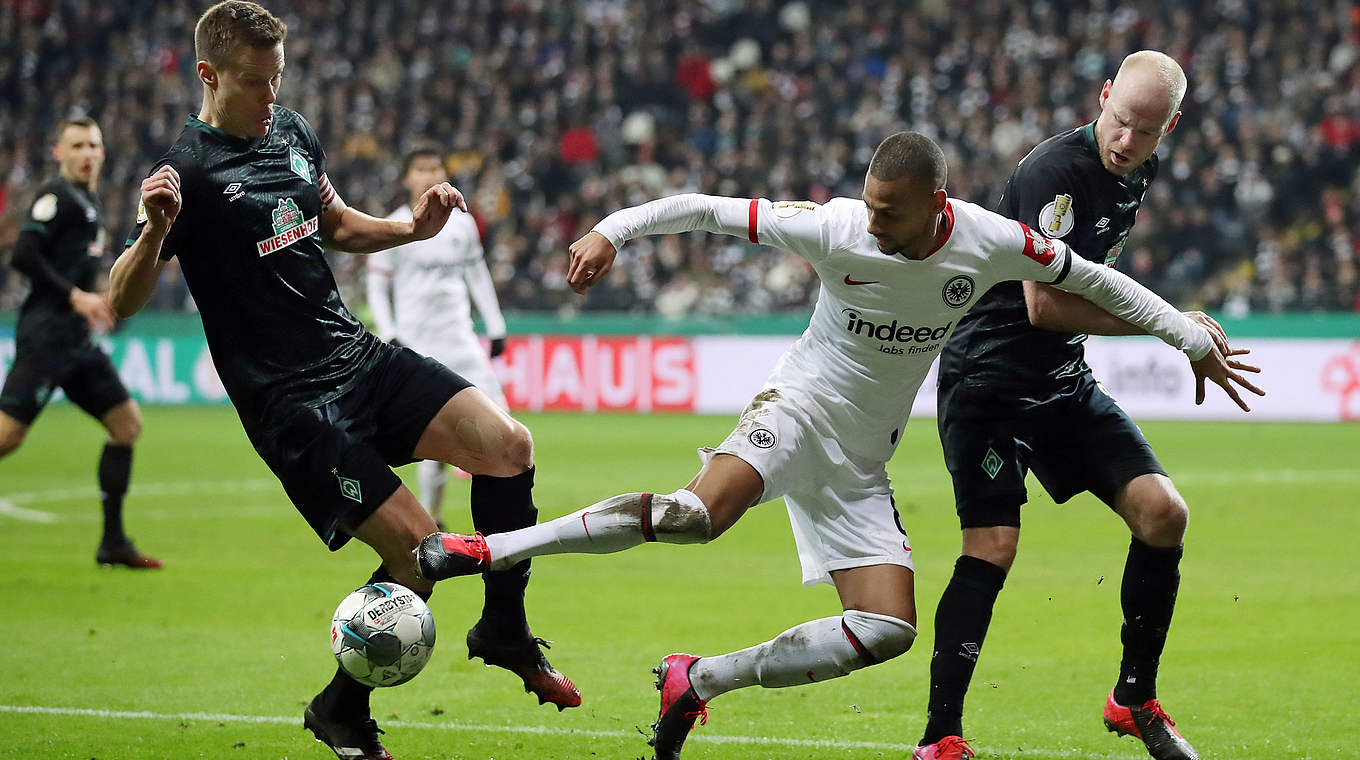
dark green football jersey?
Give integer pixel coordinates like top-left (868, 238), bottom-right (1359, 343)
top-left (13, 177), bottom-right (107, 354)
top-left (940, 121), bottom-right (1158, 396)
top-left (125, 107), bottom-right (381, 428)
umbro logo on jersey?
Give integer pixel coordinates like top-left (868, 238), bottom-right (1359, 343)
top-left (223, 182), bottom-right (246, 202)
top-left (843, 275), bottom-right (879, 286)
top-left (1095, 216), bottom-right (1110, 233)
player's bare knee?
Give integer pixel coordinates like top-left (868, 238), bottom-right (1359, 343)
top-left (501, 420), bottom-right (534, 472)
top-left (842, 609), bottom-right (917, 664)
top-left (1135, 491), bottom-right (1188, 544)
top-left (108, 419), bottom-right (141, 446)
top-left (962, 527), bottom-right (1018, 571)
top-left (0, 429), bottom-right (24, 458)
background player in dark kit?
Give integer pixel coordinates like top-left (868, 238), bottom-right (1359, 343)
top-left (0, 116), bottom-right (160, 570)
top-left (919, 51), bottom-right (1262, 760)
top-left (109, 4), bottom-right (577, 759)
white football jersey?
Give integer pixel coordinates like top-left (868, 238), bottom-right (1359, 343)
top-left (595, 192), bottom-right (1209, 463)
top-left (366, 205), bottom-right (506, 354)
top-left (750, 197), bottom-right (1070, 461)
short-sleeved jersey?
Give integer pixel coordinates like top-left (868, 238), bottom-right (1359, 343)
top-left (14, 177), bottom-right (106, 353)
top-left (745, 196), bottom-right (1073, 462)
top-left (125, 107), bottom-right (381, 428)
top-left (940, 121), bottom-right (1157, 394)
top-left (367, 205), bottom-right (506, 349)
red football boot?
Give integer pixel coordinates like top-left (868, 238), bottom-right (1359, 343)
top-left (913, 735), bottom-right (975, 760)
top-left (648, 654), bottom-right (710, 760)
top-left (1103, 691), bottom-right (1199, 760)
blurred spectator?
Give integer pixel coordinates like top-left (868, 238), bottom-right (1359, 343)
top-left (2, 0), bottom-right (1358, 317)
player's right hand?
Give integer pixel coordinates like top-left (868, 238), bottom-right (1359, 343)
top-left (141, 165), bottom-right (181, 230)
top-left (1189, 344), bottom-right (1264, 412)
top-left (70, 288), bottom-right (116, 333)
top-left (567, 230), bottom-right (617, 294)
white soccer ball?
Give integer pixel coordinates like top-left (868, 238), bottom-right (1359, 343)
top-left (330, 582), bottom-right (436, 687)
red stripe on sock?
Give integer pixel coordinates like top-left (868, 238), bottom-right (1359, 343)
top-left (841, 621), bottom-right (878, 665)
top-left (747, 199), bottom-right (759, 243)
top-left (640, 493), bottom-right (656, 542)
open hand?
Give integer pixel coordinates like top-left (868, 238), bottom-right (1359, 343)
top-left (1190, 345), bottom-right (1265, 412)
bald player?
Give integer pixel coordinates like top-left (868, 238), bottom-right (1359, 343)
top-left (918, 51), bottom-right (1258, 760)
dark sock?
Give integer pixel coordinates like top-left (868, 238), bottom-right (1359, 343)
top-left (319, 567), bottom-right (435, 718)
top-left (921, 555), bottom-right (1008, 746)
top-left (97, 443), bottom-right (133, 545)
top-left (1113, 537), bottom-right (1182, 706)
top-left (469, 467), bottom-right (537, 638)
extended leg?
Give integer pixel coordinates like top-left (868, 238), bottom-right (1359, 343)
top-left (649, 564), bottom-right (917, 760)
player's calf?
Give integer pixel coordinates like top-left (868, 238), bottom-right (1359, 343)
top-left (648, 611), bottom-right (915, 758)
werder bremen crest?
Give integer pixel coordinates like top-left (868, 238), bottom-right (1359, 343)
top-left (272, 198), bottom-right (303, 235)
top-left (289, 147), bottom-right (311, 180)
top-left (335, 470), bottom-right (364, 504)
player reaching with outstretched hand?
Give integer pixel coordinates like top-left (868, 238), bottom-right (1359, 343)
top-left (415, 131), bottom-right (1262, 759)
top-left (111, 4), bottom-right (577, 760)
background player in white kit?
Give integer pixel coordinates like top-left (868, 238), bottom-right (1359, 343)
top-left (414, 132), bottom-right (1262, 760)
top-left (366, 148), bottom-right (509, 529)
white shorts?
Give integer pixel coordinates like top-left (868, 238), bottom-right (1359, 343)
top-left (407, 336), bottom-right (506, 410)
top-left (699, 388), bottom-right (913, 587)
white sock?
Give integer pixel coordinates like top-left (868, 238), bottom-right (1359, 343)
top-left (418, 460), bottom-right (448, 525)
top-left (485, 489), bottom-right (710, 570)
top-left (687, 611), bottom-right (915, 700)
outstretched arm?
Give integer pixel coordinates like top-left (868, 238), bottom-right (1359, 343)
top-left (568, 194), bottom-right (792, 293)
top-left (322, 176), bottom-right (467, 254)
top-left (1054, 254), bottom-right (1263, 410)
top-left (110, 165), bottom-right (178, 318)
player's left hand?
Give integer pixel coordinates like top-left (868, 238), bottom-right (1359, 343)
top-left (410, 182), bottom-right (466, 240)
top-left (1190, 344), bottom-right (1264, 411)
top-left (567, 230), bottom-right (617, 294)
top-left (489, 337), bottom-right (507, 359)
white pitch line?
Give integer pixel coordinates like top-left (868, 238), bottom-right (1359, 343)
top-left (1172, 468), bottom-right (1360, 486)
top-left (0, 479), bottom-right (280, 506)
top-left (0, 704), bottom-right (1129, 757)
top-left (0, 499), bottom-right (58, 523)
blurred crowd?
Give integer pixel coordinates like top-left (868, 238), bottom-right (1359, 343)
top-left (2, 0), bottom-right (1359, 318)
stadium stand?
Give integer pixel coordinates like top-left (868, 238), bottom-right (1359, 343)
top-left (2, 0), bottom-right (1358, 315)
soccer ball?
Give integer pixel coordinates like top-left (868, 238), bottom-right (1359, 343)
top-left (330, 582), bottom-right (436, 687)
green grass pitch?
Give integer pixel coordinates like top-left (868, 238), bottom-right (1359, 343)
top-left (1, 405), bottom-right (1357, 759)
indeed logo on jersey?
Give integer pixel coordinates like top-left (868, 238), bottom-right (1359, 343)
top-left (842, 308), bottom-right (951, 356)
top-left (257, 197), bottom-right (318, 257)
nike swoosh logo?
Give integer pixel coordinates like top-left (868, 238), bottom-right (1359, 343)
top-left (843, 275), bottom-right (879, 286)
